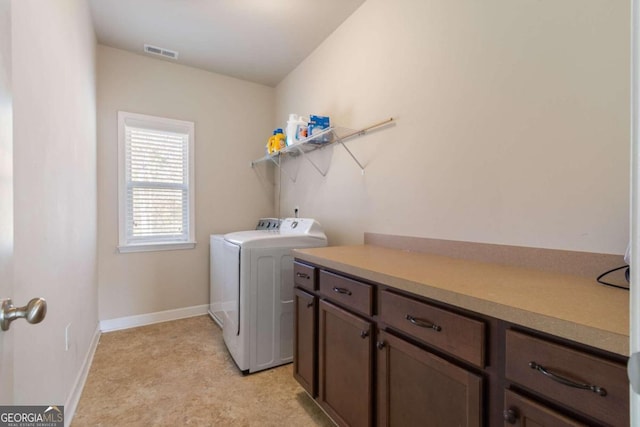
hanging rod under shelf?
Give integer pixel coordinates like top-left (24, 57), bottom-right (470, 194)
top-left (338, 117), bottom-right (395, 141)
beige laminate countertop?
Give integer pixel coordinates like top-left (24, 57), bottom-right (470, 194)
top-left (293, 244), bottom-right (630, 356)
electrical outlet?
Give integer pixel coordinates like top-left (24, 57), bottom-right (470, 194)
top-left (65, 323), bottom-right (71, 351)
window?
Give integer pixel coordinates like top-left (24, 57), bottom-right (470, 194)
top-left (117, 111), bottom-right (195, 253)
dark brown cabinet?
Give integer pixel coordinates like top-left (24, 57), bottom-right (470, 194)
top-left (294, 261), bottom-right (317, 292)
top-left (318, 299), bottom-right (373, 427)
top-left (376, 330), bottom-right (482, 427)
top-left (292, 259), bottom-right (629, 427)
top-left (379, 290), bottom-right (485, 367)
top-left (504, 329), bottom-right (629, 427)
top-left (319, 270), bottom-right (373, 316)
top-left (293, 288), bottom-right (317, 397)
top-left (503, 390), bottom-right (585, 426)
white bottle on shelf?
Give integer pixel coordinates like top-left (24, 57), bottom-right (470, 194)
top-left (286, 114), bottom-right (308, 146)
top-left (286, 114), bottom-right (298, 147)
top-left (296, 117), bottom-right (308, 141)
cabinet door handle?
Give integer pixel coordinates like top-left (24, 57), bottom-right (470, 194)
top-left (360, 330), bottom-right (369, 339)
top-left (306, 301), bottom-right (314, 308)
top-left (405, 314), bottom-right (442, 332)
top-left (503, 408), bottom-right (519, 424)
top-left (332, 287), bottom-right (352, 296)
top-left (528, 361), bottom-right (607, 396)
top-left (376, 341), bottom-right (386, 350)
top-left (296, 272), bottom-right (310, 279)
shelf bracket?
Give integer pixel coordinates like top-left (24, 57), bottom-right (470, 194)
top-left (333, 117), bottom-right (394, 174)
top-left (337, 139), bottom-right (365, 174)
top-left (279, 165), bottom-right (297, 182)
top-left (294, 146), bottom-right (329, 177)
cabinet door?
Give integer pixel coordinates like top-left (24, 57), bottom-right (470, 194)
top-left (293, 288), bottom-right (317, 396)
top-left (377, 330), bottom-right (482, 427)
top-left (503, 390), bottom-right (586, 426)
top-left (319, 300), bottom-right (373, 427)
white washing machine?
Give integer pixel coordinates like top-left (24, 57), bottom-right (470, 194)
top-left (217, 218), bottom-right (327, 374)
top-left (209, 218), bottom-right (280, 327)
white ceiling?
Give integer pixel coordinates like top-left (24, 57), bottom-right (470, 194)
top-left (89, 0), bottom-right (366, 87)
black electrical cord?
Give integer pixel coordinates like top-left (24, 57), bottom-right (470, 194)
top-left (596, 265), bottom-right (630, 290)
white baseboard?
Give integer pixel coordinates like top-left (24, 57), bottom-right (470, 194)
top-left (64, 323), bottom-right (101, 427)
top-left (99, 304), bottom-right (209, 333)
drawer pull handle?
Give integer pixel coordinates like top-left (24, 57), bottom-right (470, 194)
top-left (528, 361), bottom-right (607, 397)
top-left (332, 287), bottom-right (352, 296)
top-left (405, 314), bottom-right (442, 332)
top-left (296, 272), bottom-right (310, 279)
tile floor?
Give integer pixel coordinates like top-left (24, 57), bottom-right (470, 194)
top-left (71, 315), bottom-right (334, 426)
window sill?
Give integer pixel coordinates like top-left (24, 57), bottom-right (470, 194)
top-left (117, 241), bottom-right (197, 254)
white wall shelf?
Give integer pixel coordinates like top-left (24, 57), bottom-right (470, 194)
top-left (251, 118), bottom-right (394, 182)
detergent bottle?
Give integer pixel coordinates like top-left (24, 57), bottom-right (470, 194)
top-left (266, 134), bottom-right (275, 155)
top-left (295, 117), bottom-right (308, 142)
top-left (267, 129), bottom-right (286, 155)
top-left (273, 128), bottom-right (285, 151)
top-left (286, 114), bottom-right (299, 147)
top-left (286, 114), bottom-right (308, 146)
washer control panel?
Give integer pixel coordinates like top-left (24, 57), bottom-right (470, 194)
top-left (256, 218), bottom-right (280, 230)
top-left (280, 218), bottom-right (324, 236)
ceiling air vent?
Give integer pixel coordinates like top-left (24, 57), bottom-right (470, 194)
top-left (144, 44), bottom-right (179, 60)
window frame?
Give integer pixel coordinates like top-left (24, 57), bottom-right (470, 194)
top-left (117, 111), bottom-right (196, 253)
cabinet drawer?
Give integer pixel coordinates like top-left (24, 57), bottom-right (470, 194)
top-left (504, 390), bottom-right (585, 426)
top-left (379, 290), bottom-right (485, 367)
top-left (294, 261), bottom-right (317, 291)
top-left (319, 270), bottom-right (373, 316)
top-left (505, 329), bottom-right (628, 427)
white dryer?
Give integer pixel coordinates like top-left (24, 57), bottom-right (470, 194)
top-left (209, 218), bottom-right (280, 327)
top-left (220, 218), bottom-right (327, 374)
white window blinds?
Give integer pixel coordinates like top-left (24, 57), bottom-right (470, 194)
top-left (118, 112), bottom-right (195, 252)
top-left (126, 126), bottom-right (189, 242)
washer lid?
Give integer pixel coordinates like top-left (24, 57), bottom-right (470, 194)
top-left (224, 230), bottom-right (275, 245)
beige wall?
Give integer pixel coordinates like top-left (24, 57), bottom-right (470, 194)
top-left (97, 46), bottom-right (275, 321)
top-left (11, 0), bottom-right (98, 407)
top-left (276, 0), bottom-right (630, 254)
